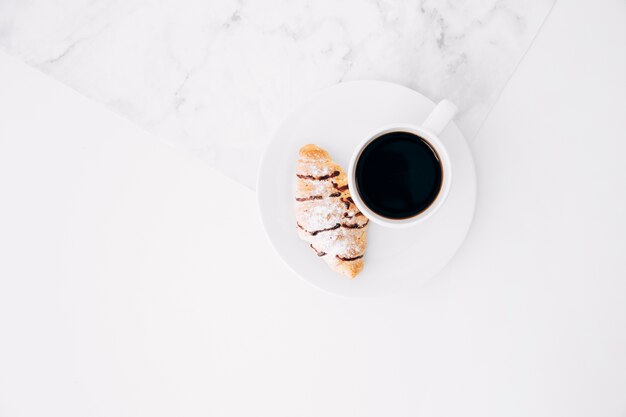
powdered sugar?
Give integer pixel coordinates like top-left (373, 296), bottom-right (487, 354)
top-left (308, 227), bottom-right (367, 258)
top-left (298, 199), bottom-right (346, 230)
top-left (298, 162), bottom-right (334, 178)
top-left (296, 178), bottom-right (332, 199)
top-left (295, 145), bottom-right (368, 267)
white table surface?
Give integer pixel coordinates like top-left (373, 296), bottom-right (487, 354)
top-left (1, 1), bottom-right (625, 416)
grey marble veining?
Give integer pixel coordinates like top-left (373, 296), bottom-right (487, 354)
top-left (0, 0), bottom-right (554, 188)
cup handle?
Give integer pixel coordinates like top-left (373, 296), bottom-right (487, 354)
top-left (422, 99), bottom-right (458, 136)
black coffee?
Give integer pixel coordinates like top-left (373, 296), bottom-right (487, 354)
top-left (355, 131), bottom-right (443, 219)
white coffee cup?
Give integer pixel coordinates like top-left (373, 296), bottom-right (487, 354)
top-left (347, 100), bottom-right (458, 228)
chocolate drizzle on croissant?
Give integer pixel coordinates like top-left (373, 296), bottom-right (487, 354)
top-left (336, 254), bottom-right (364, 262)
top-left (296, 171), bottom-right (340, 181)
top-left (332, 182), bottom-right (350, 192)
top-left (310, 244), bottom-right (327, 257)
top-left (295, 195), bottom-right (323, 202)
top-left (297, 220), bottom-right (369, 236)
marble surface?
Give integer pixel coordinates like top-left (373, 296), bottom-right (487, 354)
top-left (0, 0), bottom-right (554, 188)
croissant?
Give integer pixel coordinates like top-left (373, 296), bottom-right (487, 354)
top-left (295, 144), bottom-right (369, 278)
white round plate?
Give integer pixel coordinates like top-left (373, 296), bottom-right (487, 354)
top-left (257, 81), bottom-right (476, 297)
